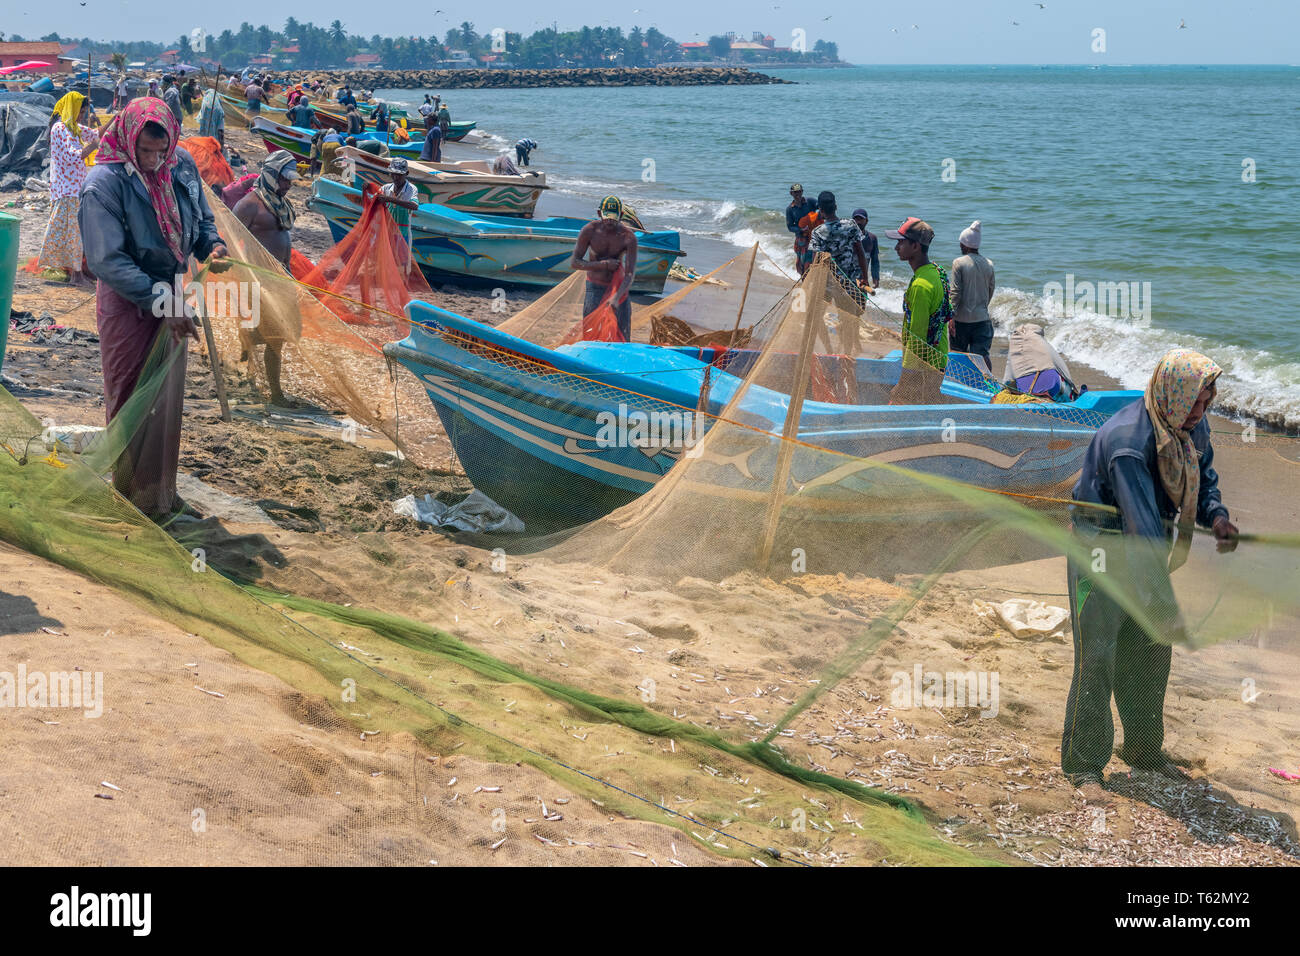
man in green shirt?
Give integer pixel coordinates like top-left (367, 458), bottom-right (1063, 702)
top-left (884, 217), bottom-right (951, 404)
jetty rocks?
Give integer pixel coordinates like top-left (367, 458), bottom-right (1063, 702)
top-left (275, 66), bottom-right (792, 90)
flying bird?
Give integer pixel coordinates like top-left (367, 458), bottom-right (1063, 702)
top-left (1179, 19), bottom-right (1187, 29)
top-left (1012, 20), bottom-right (1020, 25)
top-left (1036, 2), bottom-right (1046, 8)
top-left (912, 24), bottom-right (919, 29)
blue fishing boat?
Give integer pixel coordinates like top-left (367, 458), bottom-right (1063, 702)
top-left (309, 178), bottom-right (684, 293)
top-left (383, 303), bottom-right (1141, 529)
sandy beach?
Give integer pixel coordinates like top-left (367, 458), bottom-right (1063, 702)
top-left (2, 113), bottom-right (1298, 868)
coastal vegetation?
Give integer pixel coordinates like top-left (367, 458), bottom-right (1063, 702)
top-left (12, 21), bottom-right (842, 70)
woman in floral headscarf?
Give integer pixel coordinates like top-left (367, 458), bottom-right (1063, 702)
top-left (79, 97), bottom-right (227, 521)
top-left (1062, 348), bottom-right (1239, 805)
top-left (36, 92), bottom-right (99, 286)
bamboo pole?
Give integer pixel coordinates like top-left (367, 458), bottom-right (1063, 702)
top-left (757, 257), bottom-right (829, 567)
top-left (193, 288), bottom-right (231, 422)
top-left (723, 242), bottom-right (758, 348)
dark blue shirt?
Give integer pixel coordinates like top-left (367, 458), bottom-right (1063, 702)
top-left (1072, 398), bottom-right (1228, 623)
top-left (786, 196), bottom-right (816, 236)
top-left (1073, 397), bottom-right (1227, 539)
top-left (419, 125), bottom-right (443, 161)
top-left (860, 229), bottom-right (880, 285)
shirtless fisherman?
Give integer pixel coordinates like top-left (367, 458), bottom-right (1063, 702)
top-left (569, 195), bottom-right (638, 341)
top-left (233, 150), bottom-right (300, 407)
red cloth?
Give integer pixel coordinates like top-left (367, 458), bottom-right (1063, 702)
top-left (221, 173), bottom-right (257, 209)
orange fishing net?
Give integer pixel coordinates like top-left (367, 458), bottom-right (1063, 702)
top-left (295, 183), bottom-right (432, 327)
top-left (559, 266), bottom-right (626, 344)
top-left (178, 136), bottom-right (235, 190)
top-left (288, 248), bottom-right (315, 281)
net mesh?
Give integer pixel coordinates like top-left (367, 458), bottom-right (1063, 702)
top-left (3, 199), bottom-right (1299, 865)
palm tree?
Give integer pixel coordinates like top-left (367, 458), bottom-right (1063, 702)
top-left (110, 51), bottom-right (127, 74)
top-left (458, 21), bottom-right (479, 52)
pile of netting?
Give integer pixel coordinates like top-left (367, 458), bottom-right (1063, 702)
top-left (3, 205), bottom-right (1299, 865)
top-left (178, 136), bottom-right (235, 190)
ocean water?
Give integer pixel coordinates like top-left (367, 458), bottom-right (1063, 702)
top-left (378, 65), bottom-right (1300, 428)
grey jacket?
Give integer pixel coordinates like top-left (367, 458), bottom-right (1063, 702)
top-left (80, 150), bottom-right (223, 310)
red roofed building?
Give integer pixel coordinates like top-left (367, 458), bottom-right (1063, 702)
top-left (346, 53), bottom-right (382, 67)
top-left (0, 41), bottom-right (67, 74)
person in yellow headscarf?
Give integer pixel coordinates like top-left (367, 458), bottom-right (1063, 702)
top-left (1062, 348), bottom-right (1239, 805)
top-left (37, 92), bottom-right (100, 285)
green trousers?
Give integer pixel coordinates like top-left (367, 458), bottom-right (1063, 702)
top-left (1061, 559), bottom-right (1173, 782)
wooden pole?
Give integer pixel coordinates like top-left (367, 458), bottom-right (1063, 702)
top-left (194, 287), bottom-right (231, 422)
top-left (757, 257), bottom-right (828, 567)
top-left (723, 242), bottom-right (758, 348)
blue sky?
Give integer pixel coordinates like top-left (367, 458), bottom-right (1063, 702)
top-left (12, 0), bottom-right (1294, 65)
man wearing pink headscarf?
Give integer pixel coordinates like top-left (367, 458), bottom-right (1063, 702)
top-left (80, 97), bottom-right (227, 522)
top-left (1063, 349), bottom-right (1239, 805)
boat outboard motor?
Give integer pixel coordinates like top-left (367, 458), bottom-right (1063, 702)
top-left (1006, 324), bottom-right (1079, 401)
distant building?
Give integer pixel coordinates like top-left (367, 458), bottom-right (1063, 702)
top-left (346, 53), bottom-right (382, 67)
top-left (437, 50), bottom-right (474, 69)
top-left (0, 41), bottom-right (67, 74)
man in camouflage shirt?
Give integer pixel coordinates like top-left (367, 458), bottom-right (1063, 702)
top-left (808, 191), bottom-right (871, 287)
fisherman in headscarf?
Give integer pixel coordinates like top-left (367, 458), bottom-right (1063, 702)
top-left (1063, 349), bottom-right (1239, 805)
top-left (197, 84), bottom-right (225, 148)
top-left (232, 150), bottom-right (300, 407)
top-left (37, 92), bottom-right (99, 286)
top-left (79, 97), bottom-right (227, 521)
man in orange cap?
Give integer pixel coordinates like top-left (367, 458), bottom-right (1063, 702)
top-left (884, 217), bottom-right (952, 404)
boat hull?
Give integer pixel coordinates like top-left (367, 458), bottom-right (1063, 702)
top-left (384, 304), bottom-right (1143, 531)
top-left (336, 146), bottom-right (546, 217)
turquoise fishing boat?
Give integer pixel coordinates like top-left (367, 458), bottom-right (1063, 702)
top-left (382, 304), bottom-right (1140, 529)
top-left (308, 177), bottom-right (684, 292)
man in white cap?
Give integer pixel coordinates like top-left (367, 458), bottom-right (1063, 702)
top-left (377, 158), bottom-right (420, 274)
top-left (949, 220), bottom-right (996, 370)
